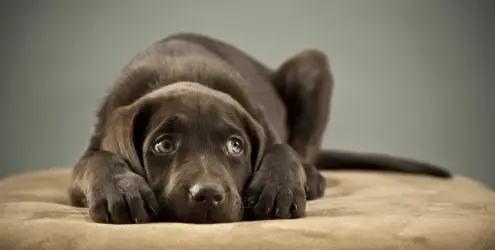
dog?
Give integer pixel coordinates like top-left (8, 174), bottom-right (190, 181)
top-left (68, 33), bottom-right (451, 224)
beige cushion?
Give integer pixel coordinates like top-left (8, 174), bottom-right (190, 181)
top-left (0, 168), bottom-right (494, 250)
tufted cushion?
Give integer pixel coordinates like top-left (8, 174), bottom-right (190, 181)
top-left (0, 168), bottom-right (494, 250)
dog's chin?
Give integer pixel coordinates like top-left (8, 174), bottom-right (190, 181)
top-left (175, 208), bottom-right (243, 224)
top-left (156, 200), bottom-right (243, 224)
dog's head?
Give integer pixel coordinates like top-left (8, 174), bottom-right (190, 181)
top-left (100, 82), bottom-right (266, 223)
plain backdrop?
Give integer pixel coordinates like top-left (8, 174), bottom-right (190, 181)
top-left (1, 0), bottom-right (494, 187)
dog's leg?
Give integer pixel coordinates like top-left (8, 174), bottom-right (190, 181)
top-left (69, 149), bottom-right (159, 224)
top-left (272, 49), bottom-right (334, 200)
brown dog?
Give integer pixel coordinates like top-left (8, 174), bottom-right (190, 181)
top-left (68, 33), bottom-right (451, 224)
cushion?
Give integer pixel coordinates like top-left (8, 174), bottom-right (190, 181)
top-left (0, 168), bottom-right (494, 250)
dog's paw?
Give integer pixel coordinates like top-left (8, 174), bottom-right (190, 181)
top-left (87, 171), bottom-right (159, 224)
top-left (243, 144), bottom-right (307, 220)
top-left (304, 164), bottom-right (326, 200)
top-left (245, 178), bottom-right (306, 220)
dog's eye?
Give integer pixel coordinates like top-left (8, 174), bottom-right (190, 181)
top-left (152, 138), bottom-right (175, 155)
top-left (226, 137), bottom-right (244, 156)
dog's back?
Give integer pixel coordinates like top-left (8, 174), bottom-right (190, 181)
top-left (105, 33), bottom-right (288, 141)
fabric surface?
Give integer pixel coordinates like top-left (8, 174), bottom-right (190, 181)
top-left (0, 168), bottom-right (494, 250)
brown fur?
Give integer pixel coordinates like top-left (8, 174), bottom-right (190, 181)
top-left (69, 33), bottom-right (451, 224)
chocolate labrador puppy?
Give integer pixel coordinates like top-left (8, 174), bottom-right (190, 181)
top-left (68, 33), bottom-right (451, 224)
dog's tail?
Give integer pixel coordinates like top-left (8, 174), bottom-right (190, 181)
top-left (315, 149), bottom-right (452, 178)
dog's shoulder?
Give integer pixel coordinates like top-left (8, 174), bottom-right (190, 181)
top-left (102, 33), bottom-right (260, 108)
top-left (161, 33), bottom-right (273, 78)
top-left (94, 36), bottom-right (214, 117)
top-left (95, 33), bottom-right (283, 137)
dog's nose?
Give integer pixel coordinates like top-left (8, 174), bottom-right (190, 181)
top-left (188, 183), bottom-right (225, 206)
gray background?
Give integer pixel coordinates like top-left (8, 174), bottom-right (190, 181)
top-left (1, 0), bottom-right (494, 187)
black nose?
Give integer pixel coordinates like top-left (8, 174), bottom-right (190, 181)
top-left (188, 183), bottom-right (225, 206)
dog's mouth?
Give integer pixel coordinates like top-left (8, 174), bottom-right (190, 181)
top-left (176, 208), bottom-right (228, 224)
top-left (155, 197), bottom-right (243, 224)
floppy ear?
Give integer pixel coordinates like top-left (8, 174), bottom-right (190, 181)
top-left (100, 101), bottom-right (150, 177)
top-left (241, 111), bottom-right (267, 172)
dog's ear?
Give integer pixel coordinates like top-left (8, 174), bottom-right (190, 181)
top-left (100, 101), bottom-right (150, 177)
top-left (239, 110), bottom-right (267, 173)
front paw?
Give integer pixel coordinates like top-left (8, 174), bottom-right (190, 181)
top-left (245, 180), bottom-right (306, 220)
top-left (87, 171), bottom-right (159, 224)
top-left (244, 144), bottom-right (307, 220)
top-left (304, 164), bottom-right (326, 200)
